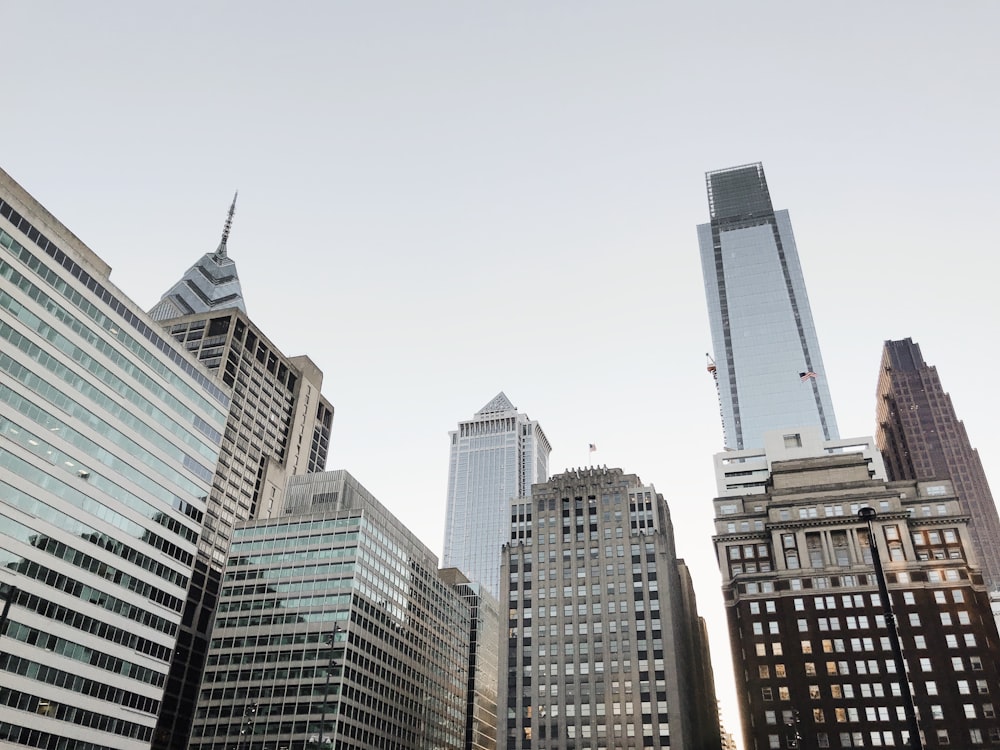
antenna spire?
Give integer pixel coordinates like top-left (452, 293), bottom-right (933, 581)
top-left (215, 191), bottom-right (238, 259)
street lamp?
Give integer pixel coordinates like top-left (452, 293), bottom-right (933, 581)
top-left (317, 624), bottom-right (342, 748)
top-left (858, 507), bottom-right (924, 750)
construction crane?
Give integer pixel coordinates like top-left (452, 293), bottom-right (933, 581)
top-left (706, 353), bottom-right (728, 447)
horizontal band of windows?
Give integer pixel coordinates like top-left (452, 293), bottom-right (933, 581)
top-left (0, 214), bottom-right (229, 409)
top-left (0, 349), bottom-right (210, 505)
top-left (1, 451), bottom-right (192, 582)
top-left (0, 263), bottom-right (222, 456)
top-left (0, 478), bottom-right (194, 596)
top-left (0, 544), bottom-right (178, 637)
top-left (5, 619), bottom-right (166, 688)
top-left (10, 587), bottom-right (172, 662)
top-left (1, 385), bottom-right (202, 535)
top-left (0, 319), bottom-right (214, 483)
top-left (0, 652), bottom-right (159, 717)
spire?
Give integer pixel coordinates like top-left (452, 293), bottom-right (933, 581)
top-left (215, 191), bottom-right (238, 260)
top-left (148, 191), bottom-right (247, 322)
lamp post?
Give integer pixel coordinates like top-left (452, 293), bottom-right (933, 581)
top-left (858, 507), bottom-right (924, 750)
top-left (317, 624), bottom-right (342, 748)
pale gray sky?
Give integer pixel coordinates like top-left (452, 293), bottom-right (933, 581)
top-left (5, 2), bottom-right (999, 740)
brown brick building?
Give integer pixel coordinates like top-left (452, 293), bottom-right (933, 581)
top-left (876, 337), bottom-right (1000, 591)
top-left (714, 440), bottom-right (1000, 749)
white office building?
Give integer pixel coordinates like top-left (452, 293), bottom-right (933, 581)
top-left (0, 167), bottom-right (226, 749)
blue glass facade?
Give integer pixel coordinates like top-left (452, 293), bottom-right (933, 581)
top-left (698, 163), bottom-right (839, 450)
top-left (191, 471), bottom-right (469, 750)
top-left (443, 393), bottom-right (551, 598)
top-left (0, 169), bottom-right (225, 749)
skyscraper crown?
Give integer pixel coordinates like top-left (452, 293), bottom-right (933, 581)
top-left (149, 193), bottom-right (246, 322)
top-left (477, 391), bottom-right (516, 415)
top-left (706, 162), bottom-right (773, 221)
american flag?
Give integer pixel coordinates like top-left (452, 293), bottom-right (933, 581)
top-left (589, 443), bottom-right (597, 452)
top-left (799, 371), bottom-right (818, 382)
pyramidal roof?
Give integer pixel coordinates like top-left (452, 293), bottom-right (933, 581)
top-left (149, 193), bottom-right (247, 322)
top-left (477, 392), bottom-right (516, 415)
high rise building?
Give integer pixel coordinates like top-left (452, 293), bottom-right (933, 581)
top-left (148, 210), bottom-right (334, 750)
top-left (190, 470), bottom-right (471, 750)
top-left (439, 567), bottom-right (500, 750)
top-left (443, 392), bottom-right (551, 597)
top-left (698, 162), bottom-right (839, 450)
top-left (500, 466), bottom-right (721, 750)
top-left (876, 337), bottom-right (1000, 590)
top-left (713, 428), bottom-right (1000, 749)
top-left (0, 167), bottom-right (228, 748)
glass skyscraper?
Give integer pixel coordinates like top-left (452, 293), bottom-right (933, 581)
top-left (190, 470), bottom-right (470, 750)
top-left (0, 167), bottom-right (227, 748)
top-left (443, 392), bottom-right (550, 598)
top-left (698, 163), bottom-right (838, 450)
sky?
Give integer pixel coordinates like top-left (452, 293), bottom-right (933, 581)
top-left (4, 2), bottom-right (1000, 742)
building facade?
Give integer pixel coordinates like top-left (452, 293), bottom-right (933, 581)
top-left (440, 567), bottom-right (501, 750)
top-left (190, 470), bottom-right (470, 750)
top-left (876, 337), bottom-right (1000, 590)
top-left (444, 392), bottom-right (551, 598)
top-left (149, 221), bottom-right (334, 749)
top-left (500, 466), bottom-right (720, 750)
top-left (0, 167), bottom-right (228, 748)
top-left (698, 163), bottom-right (839, 450)
top-left (713, 432), bottom-right (1000, 749)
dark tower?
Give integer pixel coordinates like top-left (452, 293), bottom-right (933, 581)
top-left (876, 338), bottom-right (1000, 590)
